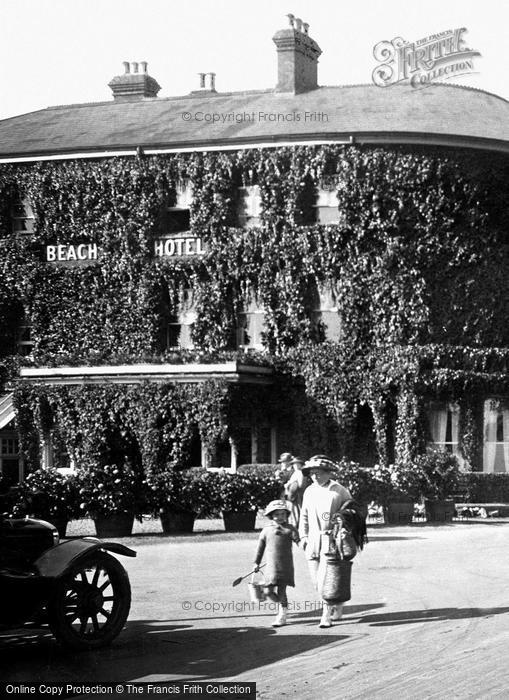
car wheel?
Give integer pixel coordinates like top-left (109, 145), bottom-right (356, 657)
top-left (48, 551), bottom-right (131, 650)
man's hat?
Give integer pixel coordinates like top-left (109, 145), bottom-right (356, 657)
top-left (301, 455), bottom-right (338, 476)
top-left (289, 456), bottom-right (305, 467)
top-left (277, 452), bottom-right (293, 463)
top-left (264, 499), bottom-right (291, 516)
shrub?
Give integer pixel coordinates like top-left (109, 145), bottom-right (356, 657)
top-left (147, 468), bottom-right (218, 518)
top-left (413, 450), bottom-right (461, 500)
top-left (334, 459), bottom-right (379, 504)
top-left (207, 470), bottom-right (282, 513)
top-left (76, 462), bottom-right (148, 520)
top-left (463, 473), bottom-right (509, 502)
top-left (13, 468), bottom-right (79, 522)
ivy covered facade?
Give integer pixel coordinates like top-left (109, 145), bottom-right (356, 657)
top-left (0, 20), bottom-right (508, 484)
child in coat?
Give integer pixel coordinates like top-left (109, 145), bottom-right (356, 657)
top-left (253, 499), bottom-right (300, 627)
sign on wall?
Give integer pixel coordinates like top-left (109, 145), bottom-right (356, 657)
top-left (44, 236), bottom-right (205, 264)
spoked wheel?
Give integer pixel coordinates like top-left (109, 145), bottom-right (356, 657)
top-left (48, 551), bottom-right (131, 650)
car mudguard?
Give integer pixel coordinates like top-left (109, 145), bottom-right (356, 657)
top-left (34, 538), bottom-right (136, 578)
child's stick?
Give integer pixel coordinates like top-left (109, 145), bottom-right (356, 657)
top-left (232, 564), bottom-right (266, 587)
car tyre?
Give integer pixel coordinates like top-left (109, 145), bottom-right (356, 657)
top-left (48, 551), bottom-right (131, 650)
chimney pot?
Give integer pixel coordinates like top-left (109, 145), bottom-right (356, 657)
top-left (109, 61), bottom-right (161, 101)
top-left (198, 72), bottom-right (206, 88)
top-left (208, 72), bottom-right (216, 91)
top-left (273, 16), bottom-right (322, 93)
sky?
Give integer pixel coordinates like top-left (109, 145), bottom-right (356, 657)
top-left (0, 0), bottom-right (507, 121)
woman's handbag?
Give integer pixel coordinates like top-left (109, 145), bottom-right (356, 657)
top-left (319, 553), bottom-right (352, 605)
top-left (248, 570), bottom-right (267, 602)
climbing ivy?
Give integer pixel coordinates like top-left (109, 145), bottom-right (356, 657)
top-left (0, 144), bottom-right (508, 472)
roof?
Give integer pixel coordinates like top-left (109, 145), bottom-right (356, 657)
top-left (1, 83), bottom-right (509, 160)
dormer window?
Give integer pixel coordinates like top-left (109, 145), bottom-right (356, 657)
top-left (237, 186), bottom-right (262, 228)
top-left (11, 197), bottom-right (34, 234)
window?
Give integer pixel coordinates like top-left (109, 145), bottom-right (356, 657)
top-left (483, 399), bottom-right (509, 473)
top-left (237, 186), bottom-right (262, 228)
top-left (160, 291), bottom-right (196, 350)
top-left (311, 284), bottom-right (341, 341)
top-left (164, 183), bottom-right (192, 234)
top-left (0, 433), bottom-right (22, 485)
top-left (237, 296), bottom-right (266, 349)
top-left (314, 187), bottom-right (340, 224)
top-left (11, 197), bottom-right (35, 235)
top-left (17, 322), bottom-right (34, 356)
top-left (426, 402), bottom-right (464, 468)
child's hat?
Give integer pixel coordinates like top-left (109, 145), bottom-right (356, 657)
top-left (264, 499), bottom-right (291, 516)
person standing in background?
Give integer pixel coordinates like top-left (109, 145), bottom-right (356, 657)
top-left (283, 456), bottom-right (309, 528)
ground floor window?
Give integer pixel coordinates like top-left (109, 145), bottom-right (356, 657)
top-left (483, 399), bottom-right (509, 473)
top-left (426, 402), bottom-right (464, 469)
top-left (0, 433), bottom-right (23, 484)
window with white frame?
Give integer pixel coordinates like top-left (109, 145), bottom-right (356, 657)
top-left (483, 399), bottom-right (509, 473)
top-left (314, 187), bottom-right (340, 224)
top-left (312, 284), bottom-right (342, 341)
top-left (237, 185), bottom-right (262, 228)
top-left (0, 433), bottom-right (22, 484)
top-left (165, 183), bottom-right (192, 234)
top-left (11, 197), bottom-right (35, 235)
top-left (237, 296), bottom-right (266, 349)
top-left (426, 402), bottom-right (464, 467)
top-left (161, 290), bottom-right (196, 350)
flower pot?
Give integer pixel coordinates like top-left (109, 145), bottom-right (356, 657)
top-left (424, 499), bottom-right (455, 524)
top-left (93, 513), bottom-right (134, 538)
top-left (222, 510), bottom-right (257, 532)
top-left (160, 508), bottom-right (196, 534)
top-left (384, 502), bottom-right (414, 525)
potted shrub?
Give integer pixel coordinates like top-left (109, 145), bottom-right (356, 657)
top-left (379, 463), bottom-right (422, 525)
top-left (76, 462), bottom-right (146, 537)
top-left (414, 451), bottom-right (461, 523)
top-left (211, 470), bottom-right (281, 531)
top-left (148, 468), bottom-right (215, 534)
top-left (12, 468), bottom-right (79, 537)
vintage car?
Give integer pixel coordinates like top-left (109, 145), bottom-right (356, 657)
top-left (0, 513), bottom-right (136, 649)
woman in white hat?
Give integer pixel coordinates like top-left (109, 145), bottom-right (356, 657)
top-left (299, 455), bottom-right (352, 628)
top-left (253, 499), bottom-right (300, 627)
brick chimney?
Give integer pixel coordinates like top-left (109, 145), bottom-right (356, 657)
top-left (108, 61), bottom-right (161, 101)
top-left (273, 14), bottom-right (322, 93)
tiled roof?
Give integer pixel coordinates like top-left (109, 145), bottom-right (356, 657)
top-left (1, 83), bottom-right (509, 158)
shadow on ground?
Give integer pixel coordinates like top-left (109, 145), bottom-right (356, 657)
top-left (355, 606), bottom-right (509, 627)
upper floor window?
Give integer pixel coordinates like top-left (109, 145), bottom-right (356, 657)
top-left (314, 187), bottom-right (340, 224)
top-left (311, 284), bottom-right (341, 341)
top-left (164, 183), bottom-right (192, 234)
top-left (237, 296), bottom-right (266, 349)
top-left (426, 402), bottom-right (464, 469)
top-left (237, 186), bottom-right (262, 228)
top-left (11, 197), bottom-right (34, 235)
top-left (17, 322), bottom-right (34, 356)
top-left (160, 290), bottom-right (196, 351)
top-left (484, 399), bottom-right (509, 473)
